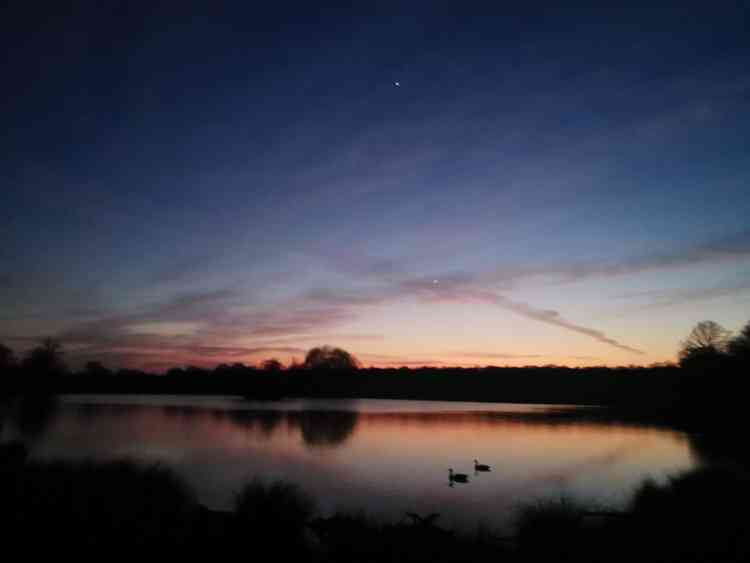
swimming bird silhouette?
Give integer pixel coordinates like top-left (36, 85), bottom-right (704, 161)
top-left (474, 459), bottom-right (491, 472)
top-left (449, 468), bottom-right (469, 484)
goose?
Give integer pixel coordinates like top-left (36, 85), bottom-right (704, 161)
top-left (474, 459), bottom-right (491, 472)
top-left (449, 468), bottom-right (469, 483)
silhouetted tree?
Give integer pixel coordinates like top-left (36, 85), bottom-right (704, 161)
top-left (0, 342), bottom-right (16, 371)
top-left (22, 338), bottom-right (67, 376)
top-left (678, 321), bottom-right (731, 369)
top-left (728, 320), bottom-right (750, 363)
top-left (261, 358), bottom-right (283, 372)
top-left (303, 346), bottom-right (359, 370)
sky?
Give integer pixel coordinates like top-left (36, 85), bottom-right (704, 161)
top-left (2, 2), bottom-right (750, 370)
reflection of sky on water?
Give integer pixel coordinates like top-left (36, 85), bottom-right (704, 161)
top-left (0, 396), bottom-right (697, 532)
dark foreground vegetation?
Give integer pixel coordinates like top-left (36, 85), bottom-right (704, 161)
top-left (1, 441), bottom-right (749, 561)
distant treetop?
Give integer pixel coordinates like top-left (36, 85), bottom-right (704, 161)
top-left (261, 358), bottom-right (284, 372)
top-left (22, 338), bottom-right (67, 376)
top-left (303, 346), bottom-right (359, 371)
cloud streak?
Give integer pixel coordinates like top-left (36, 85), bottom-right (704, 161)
top-left (301, 274), bottom-right (644, 355)
top-left (404, 282), bottom-right (645, 355)
top-left (492, 294), bottom-right (643, 354)
top-left (449, 352), bottom-right (545, 360)
top-left (482, 229), bottom-right (750, 289)
top-left (621, 278), bottom-right (750, 309)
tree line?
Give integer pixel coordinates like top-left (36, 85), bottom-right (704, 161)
top-left (0, 343), bottom-right (359, 379)
top-left (0, 321), bottom-right (747, 411)
top-left (2, 319), bottom-right (749, 377)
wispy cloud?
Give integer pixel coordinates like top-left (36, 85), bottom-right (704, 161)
top-left (168, 345), bottom-right (306, 358)
top-left (151, 288), bottom-right (241, 318)
top-left (52, 272), bottom-right (643, 369)
top-left (478, 229), bottom-right (750, 289)
top-left (488, 294), bottom-right (644, 355)
top-left (367, 359), bottom-right (449, 367)
top-left (253, 333), bottom-right (385, 345)
top-left (145, 254), bottom-right (222, 286)
top-left (300, 274), bottom-right (644, 355)
top-left (622, 278), bottom-right (750, 309)
top-left (450, 352), bottom-right (602, 362)
top-left (389, 278), bottom-right (642, 354)
top-left (357, 352), bottom-right (449, 367)
top-left (38, 229), bottom-right (750, 368)
top-left (51, 284), bottom-right (383, 368)
top-left (574, 229), bottom-right (750, 279)
top-left (448, 351), bottom-right (545, 360)
top-left (300, 230), bottom-right (750, 358)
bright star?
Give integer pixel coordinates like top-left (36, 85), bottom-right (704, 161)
top-left (394, 81), bottom-right (400, 87)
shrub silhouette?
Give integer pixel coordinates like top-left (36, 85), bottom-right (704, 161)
top-left (0, 458), bottom-right (197, 549)
top-left (234, 479), bottom-right (316, 551)
top-left (514, 497), bottom-right (587, 558)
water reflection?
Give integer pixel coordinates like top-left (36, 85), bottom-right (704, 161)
top-left (225, 409), bottom-right (285, 438)
top-left (124, 406), bottom-right (362, 448)
top-left (290, 410), bottom-right (359, 448)
top-left (0, 396), bottom-right (699, 531)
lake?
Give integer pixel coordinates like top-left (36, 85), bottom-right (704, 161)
top-left (0, 395), bottom-right (700, 532)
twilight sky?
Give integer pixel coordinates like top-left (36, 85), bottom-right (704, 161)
top-left (2, 3), bottom-right (750, 370)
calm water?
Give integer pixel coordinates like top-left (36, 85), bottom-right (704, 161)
top-left (0, 395), bottom-right (700, 531)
